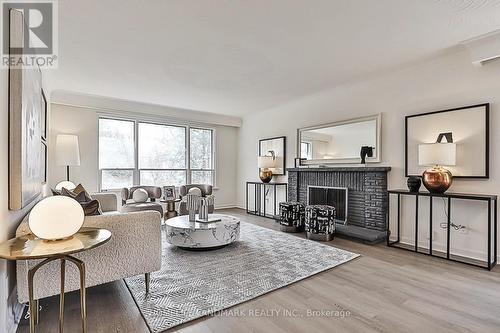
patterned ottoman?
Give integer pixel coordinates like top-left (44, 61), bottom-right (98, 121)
top-left (305, 205), bottom-right (336, 241)
top-left (278, 202), bottom-right (305, 233)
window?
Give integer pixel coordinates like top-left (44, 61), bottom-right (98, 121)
top-left (190, 128), bottom-right (214, 185)
top-left (99, 117), bottom-right (215, 190)
top-left (99, 118), bottom-right (135, 189)
top-left (301, 141), bottom-right (312, 160)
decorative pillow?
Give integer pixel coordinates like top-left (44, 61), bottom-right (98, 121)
top-left (132, 188), bottom-right (149, 203)
top-left (188, 187), bottom-right (202, 197)
top-left (59, 184), bottom-right (102, 216)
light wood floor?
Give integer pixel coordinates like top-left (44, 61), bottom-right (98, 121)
top-left (17, 208), bottom-right (500, 333)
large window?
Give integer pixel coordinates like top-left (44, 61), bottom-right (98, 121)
top-left (99, 118), bottom-right (215, 190)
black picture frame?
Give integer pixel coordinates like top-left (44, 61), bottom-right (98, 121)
top-left (405, 103), bottom-right (489, 179)
top-left (259, 136), bottom-right (286, 176)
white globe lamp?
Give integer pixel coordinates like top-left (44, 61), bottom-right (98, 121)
top-left (29, 196), bottom-right (84, 241)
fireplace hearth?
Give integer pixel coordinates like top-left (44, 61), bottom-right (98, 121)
top-left (288, 166), bottom-right (391, 244)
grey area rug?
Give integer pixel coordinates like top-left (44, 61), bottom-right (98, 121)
top-left (125, 221), bottom-right (359, 333)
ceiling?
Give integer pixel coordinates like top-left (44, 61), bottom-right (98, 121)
top-left (49, 0), bottom-right (500, 117)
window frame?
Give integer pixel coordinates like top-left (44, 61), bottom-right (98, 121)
top-left (98, 116), bottom-right (216, 191)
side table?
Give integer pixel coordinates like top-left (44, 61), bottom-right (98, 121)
top-left (160, 198), bottom-right (181, 220)
top-left (0, 227), bottom-right (112, 333)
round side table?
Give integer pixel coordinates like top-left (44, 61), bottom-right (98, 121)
top-left (160, 198), bottom-right (181, 220)
top-left (0, 228), bottom-right (112, 333)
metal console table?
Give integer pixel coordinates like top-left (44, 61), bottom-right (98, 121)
top-left (387, 189), bottom-right (497, 270)
top-left (246, 182), bottom-right (288, 219)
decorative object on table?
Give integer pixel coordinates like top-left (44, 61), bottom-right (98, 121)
top-left (246, 182), bottom-right (288, 219)
top-left (419, 139), bottom-right (456, 193)
top-left (257, 154), bottom-right (275, 183)
top-left (179, 185), bottom-right (215, 215)
top-left (305, 205), bottom-right (336, 241)
top-left (121, 186), bottom-right (164, 215)
top-left (8, 9), bottom-right (45, 210)
top-left (406, 103), bottom-right (489, 178)
top-left (186, 193), bottom-right (201, 222)
top-left (163, 185), bottom-right (176, 200)
top-left (297, 114), bottom-right (381, 165)
top-left (0, 228), bottom-right (112, 333)
top-left (360, 146), bottom-right (374, 164)
top-left (196, 196), bottom-right (218, 222)
top-left (387, 189), bottom-right (497, 270)
top-left (126, 221), bottom-right (358, 333)
top-left (278, 202), bottom-right (305, 233)
top-left (29, 196), bottom-right (85, 240)
top-left (132, 188), bottom-right (149, 203)
top-left (406, 176), bottom-right (422, 192)
top-left (259, 136), bottom-right (286, 175)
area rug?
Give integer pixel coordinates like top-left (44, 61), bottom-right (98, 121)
top-left (125, 221), bottom-right (359, 333)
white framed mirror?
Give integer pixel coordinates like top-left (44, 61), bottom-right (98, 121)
top-left (297, 114), bottom-right (381, 165)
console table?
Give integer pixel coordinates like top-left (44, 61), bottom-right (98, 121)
top-left (387, 190), bottom-right (497, 270)
top-left (246, 182), bottom-right (287, 219)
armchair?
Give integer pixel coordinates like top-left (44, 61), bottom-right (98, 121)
top-left (179, 184), bottom-right (215, 215)
top-left (121, 186), bottom-right (163, 216)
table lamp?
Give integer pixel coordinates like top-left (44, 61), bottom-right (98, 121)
top-left (56, 134), bottom-right (81, 181)
top-left (418, 142), bottom-right (456, 193)
top-left (29, 196), bottom-right (84, 241)
top-left (257, 155), bottom-right (275, 183)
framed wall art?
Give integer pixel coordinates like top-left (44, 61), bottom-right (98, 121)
top-left (259, 136), bottom-right (286, 175)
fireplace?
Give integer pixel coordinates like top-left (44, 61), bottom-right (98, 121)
top-left (307, 186), bottom-right (348, 224)
top-left (287, 166), bottom-right (391, 244)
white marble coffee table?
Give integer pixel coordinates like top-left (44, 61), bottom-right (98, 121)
top-left (165, 214), bottom-right (240, 250)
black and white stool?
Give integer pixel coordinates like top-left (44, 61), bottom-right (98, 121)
top-left (278, 202), bottom-right (305, 233)
top-left (305, 205), bottom-right (336, 241)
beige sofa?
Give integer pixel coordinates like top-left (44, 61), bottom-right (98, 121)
top-left (15, 193), bottom-right (162, 304)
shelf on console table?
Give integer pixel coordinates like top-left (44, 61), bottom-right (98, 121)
top-left (246, 182), bottom-right (288, 219)
top-left (387, 189), bottom-right (497, 270)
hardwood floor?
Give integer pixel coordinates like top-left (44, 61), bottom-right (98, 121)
top-left (17, 208), bottom-right (500, 333)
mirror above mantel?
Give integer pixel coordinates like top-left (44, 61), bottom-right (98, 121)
top-left (297, 114), bottom-right (381, 165)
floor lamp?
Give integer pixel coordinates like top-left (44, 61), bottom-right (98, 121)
top-left (56, 134), bottom-right (81, 189)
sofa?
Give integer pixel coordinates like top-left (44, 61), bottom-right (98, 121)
top-left (16, 192), bottom-right (162, 304)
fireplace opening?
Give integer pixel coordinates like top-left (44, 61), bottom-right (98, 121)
top-left (307, 186), bottom-right (348, 224)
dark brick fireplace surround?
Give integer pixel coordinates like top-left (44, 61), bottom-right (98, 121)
top-left (287, 166), bottom-right (391, 243)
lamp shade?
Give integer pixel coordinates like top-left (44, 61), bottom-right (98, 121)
top-left (29, 196), bottom-right (84, 240)
top-left (258, 156), bottom-right (275, 169)
top-left (418, 143), bottom-right (456, 166)
top-left (56, 134), bottom-right (81, 166)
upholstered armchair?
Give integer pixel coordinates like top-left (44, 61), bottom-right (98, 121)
top-left (179, 184), bottom-right (215, 215)
top-left (121, 186), bottom-right (164, 216)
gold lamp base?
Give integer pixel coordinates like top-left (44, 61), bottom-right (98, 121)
top-left (422, 165), bottom-right (453, 194)
top-left (259, 169), bottom-right (273, 183)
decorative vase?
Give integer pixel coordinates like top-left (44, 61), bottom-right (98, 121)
top-left (407, 177), bottom-right (421, 192)
top-left (186, 194), bottom-right (200, 222)
top-left (422, 165), bottom-right (453, 194)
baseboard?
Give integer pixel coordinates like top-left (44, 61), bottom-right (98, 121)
top-left (6, 287), bottom-right (23, 333)
top-left (214, 204), bottom-right (238, 210)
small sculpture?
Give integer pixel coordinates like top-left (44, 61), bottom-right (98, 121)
top-left (186, 194), bottom-right (200, 222)
top-left (360, 146), bottom-right (374, 164)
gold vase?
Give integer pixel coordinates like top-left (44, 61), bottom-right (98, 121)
top-left (259, 169), bottom-right (273, 183)
top-left (422, 165), bottom-right (453, 194)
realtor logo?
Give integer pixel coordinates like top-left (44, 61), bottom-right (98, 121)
top-left (1, 0), bottom-right (58, 68)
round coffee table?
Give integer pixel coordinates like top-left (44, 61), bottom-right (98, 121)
top-left (165, 214), bottom-right (240, 250)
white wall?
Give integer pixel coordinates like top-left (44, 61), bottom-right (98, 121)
top-left (0, 69), bottom-right (50, 332)
top-left (49, 104), bottom-right (239, 208)
top-left (237, 48), bottom-right (500, 261)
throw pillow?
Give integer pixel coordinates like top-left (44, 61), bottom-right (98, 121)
top-left (60, 185), bottom-right (102, 216)
top-left (132, 188), bottom-right (149, 203)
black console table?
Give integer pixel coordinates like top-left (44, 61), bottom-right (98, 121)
top-left (246, 182), bottom-right (288, 219)
top-left (387, 189), bottom-right (497, 270)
